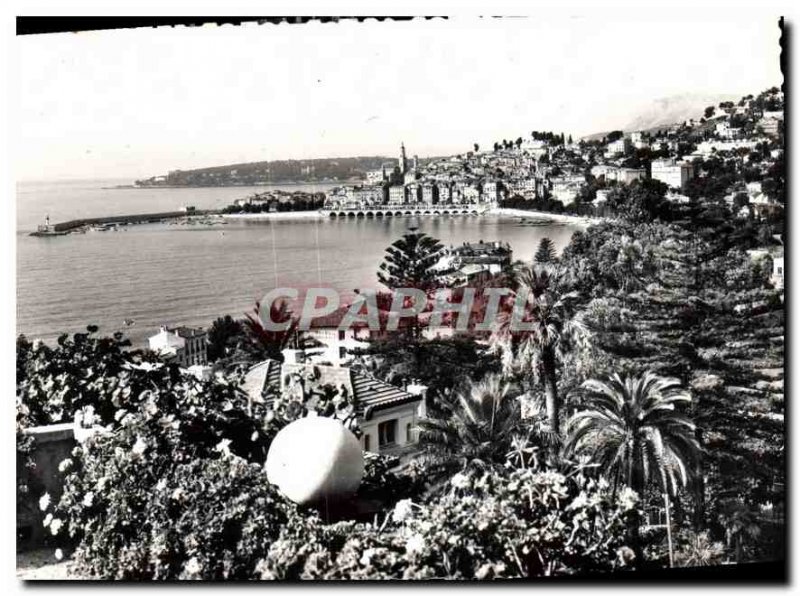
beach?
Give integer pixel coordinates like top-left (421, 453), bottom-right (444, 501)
top-left (487, 207), bottom-right (596, 227)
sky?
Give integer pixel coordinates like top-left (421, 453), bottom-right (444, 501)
top-left (13, 16), bottom-right (783, 181)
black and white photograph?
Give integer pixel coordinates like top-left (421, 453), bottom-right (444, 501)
top-left (10, 10), bottom-right (788, 583)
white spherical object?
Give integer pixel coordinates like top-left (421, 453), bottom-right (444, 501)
top-left (265, 416), bottom-right (364, 505)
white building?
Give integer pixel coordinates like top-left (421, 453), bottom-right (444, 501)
top-left (242, 353), bottom-right (427, 458)
top-left (715, 121), bottom-right (742, 140)
top-left (437, 183), bottom-right (452, 203)
top-left (365, 169), bottom-right (385, 185)
top-left (550, 182), bottom-right (579, 205)
top-left (421, 183), bottom-right (436, 204)
top-left (482, 180), bottom-right (500, 203)
top-left (771, 255), bottom-right (784, 290)
top-left (630, 131), bottom-right (649, 149)
top-left (148, 326), bottom-right (208, 367)
top-left (605, 137), bottom-right (631, 157)
top-left (607, 167), bottom-right (646, 185)
top-left (388, 186), bottom-right (406, 205)
top-left (651, 159), bottom-right (694, 189)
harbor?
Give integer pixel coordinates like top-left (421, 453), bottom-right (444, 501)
top-left (30, 207), bottom-right (221, 236)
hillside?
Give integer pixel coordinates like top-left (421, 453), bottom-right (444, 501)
top-left (582, 92), bottom-right (739, 140)
top-left (135, 156), bottom-right (393, 187)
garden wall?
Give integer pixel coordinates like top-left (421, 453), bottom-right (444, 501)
top-left (18, 423), bottom-right (75, 549)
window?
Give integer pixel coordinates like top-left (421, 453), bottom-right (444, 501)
top-left (339, 346), bottom-right (347, 360)
top-left (378, 420), bottom-right (397, 448)
top-left (363, 434), bottom-right (371, 452)
top-left (338, 329), bottom-right (346, 341)
top-left (406, 423), bottom-right (413, 443)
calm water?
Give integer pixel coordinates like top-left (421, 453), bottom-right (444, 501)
top-left (17, 179), bottom-right (581, 345)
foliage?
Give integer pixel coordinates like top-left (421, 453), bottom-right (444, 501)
top-left (57, 456), bottom-right (294, 579)
top-left (491, 262), bottom-right (588, 434)
top-left (534, 237), bottom-right (557, 264)
top-left (234, 299), bottom-right (313, 365)
top-left (206, 315), bottom-right (243, 362)
top-left (672, 530), bottom-right (727, 568)
top-left (566, 372), bottom-right (700, 500)
top-left (16, 327), bottom-right (157, 427)
top-left (560, 217), bottom-right (784, 554)
top-left (377, 232), bottom-right (444, 291)
top-left (49, 364), bottom-right (286, 578)
top-left (351, 333), bottom-right (499, 401)
top-left (256, 466), bottom-right (637, 579)
top-left (417, 376), bottom-right (521, 483)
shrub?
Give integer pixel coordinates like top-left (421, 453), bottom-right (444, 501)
top-left (255, 466), bottom-right (637, 579)
top-left (47, 357), bottom-right (287, 578)
top-left (16, 328), bottom-right (162, 427)
top-left (57, 455), bottom-right (293, 579)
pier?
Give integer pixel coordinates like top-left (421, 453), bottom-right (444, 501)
top-left (30, 209), bottom-right (219, 236)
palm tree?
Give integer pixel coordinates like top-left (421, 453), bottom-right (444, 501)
top-left (565, 371), bottom-right (701, 561)
top-left (565, 371), bottom-right (700, 497)
top-left (491, 262), bottom-right (587, 436)
top-left (230, 299), bottom-right (317, 367)
top-left (417, 375), bottom-right (520, 483)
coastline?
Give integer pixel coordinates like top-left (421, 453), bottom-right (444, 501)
top-left (488, 207), bottom-right (596, 227)
top-left (222, 211), bottom-right (324, 221)
top-left (222, 208), bottom-right (599, 225)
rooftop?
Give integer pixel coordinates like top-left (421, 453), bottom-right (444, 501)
top-left (242, 359), bottom-right (422, 419)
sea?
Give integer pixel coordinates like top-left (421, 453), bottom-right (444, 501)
top-left (17, 179), bottom-right (583, 346)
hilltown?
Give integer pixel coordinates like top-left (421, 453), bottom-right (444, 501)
top-left (313, 88), bottom-right (784, 218)
top-left (17, 86), bottom-right (785, 579)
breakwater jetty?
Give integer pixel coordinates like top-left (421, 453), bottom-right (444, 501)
top-left (30, 209), bottom-right (220, 236)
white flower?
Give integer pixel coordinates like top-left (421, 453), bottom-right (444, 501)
top-left (214, 439), bottom-right (232, 457)
top-left (43, 513), bottom-right (53, 527)
top-left (391, 499), bottom-right (414, 523)
top-left (171, 488), bottom-right (186, 502)
top-left (617, 487), bottom-right (638, 510)
top-left (155, 478), bottom-right (168, 491)
top-left (568, 491), bottom-right (589, 510)
top-left (124, 361), bottom-right (163, 372)
top-left (50, 518), bottom-right (63, 535)
top-left (183, 557), bottom-right (202, 577)
top-left (82, 492), bottom-right (94, 507)
top-left (451, 473), bottom-right (471, 490)
top-left (79, 405), bottom-right (97, 427)
top-left (39, 493), bottom-right (50, 511)
top-left (616, 546), bottom-right (636, 566)
top-left (251, 431), bottom-right (259, 442)
top-left (54, 549), bottom-right (64, 561)
top-left (58, 458), bottom-right (73, 473)
top-left (132, 436), bottom-right (147, 456)
top-left (359, 548), bottom-right (376, 566)
top-left (405, 533), bottom-right (425, 556)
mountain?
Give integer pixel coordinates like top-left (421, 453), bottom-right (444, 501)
top-left (623, 92), bottom-right (739, 131)
top-left (582, 92), bottom-right (739, 140)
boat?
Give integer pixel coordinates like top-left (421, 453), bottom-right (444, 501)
top-left (123, 319), bottom-right (135, 327)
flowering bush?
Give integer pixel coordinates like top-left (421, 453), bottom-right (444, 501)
top-left (16, 328), bottom-right (160, 427)
top-left (255, 466), bottom-right (637, 579)
top-left (55, 455), bottom-right (294, 579)
top-left (47, 355), bottom-right (293, 578)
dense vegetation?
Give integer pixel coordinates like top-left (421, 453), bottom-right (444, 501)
top-left (17, 85), bottom-right (784, 579)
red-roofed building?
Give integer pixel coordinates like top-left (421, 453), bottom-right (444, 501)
top-left (242, 354), bottom-right (427, 457)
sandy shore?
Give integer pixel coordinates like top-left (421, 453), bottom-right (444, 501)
top-left (488, 207), bottom-right (596, 227)
top-left (222, 211), bottom-right (324, 221)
